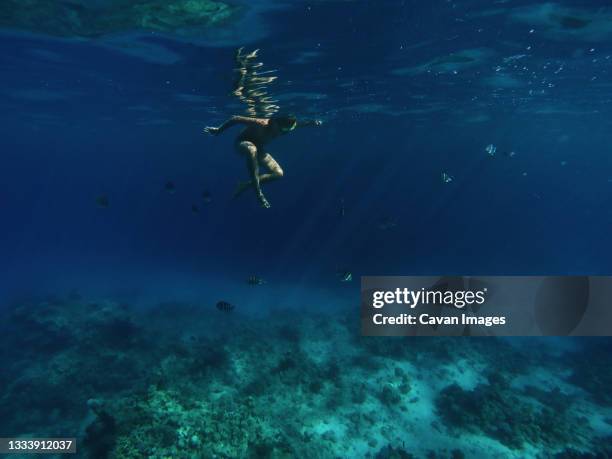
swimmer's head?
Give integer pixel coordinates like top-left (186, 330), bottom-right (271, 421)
top-left (272, 115), bottom-right (297, 133)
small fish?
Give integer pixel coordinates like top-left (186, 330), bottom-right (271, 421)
top-left (505, 151), bottom-right (516, 158)
top-left (378, 217), bottom-right (397, 231)
top-left (441, 172), bottom-right (453, 184)
top-left (247, 276), bottom-right (266, 286)
top-left (338, 271), bottom-right (352, 282)
top-left (96, 194), bottom-right (109, 208)
top-left (485, 144), bottom-right (497, 157)
top-left (191, 204), bottom-right (200, 214)
top-left (165, 181), bottom-right (176, 194)
top-left (216, 300), bottom-right (235, 312)
top-left (202, 190), bottom-right (212, 203)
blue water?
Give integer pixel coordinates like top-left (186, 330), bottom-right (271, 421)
top-left (1, 1), bottom-right (612, 458)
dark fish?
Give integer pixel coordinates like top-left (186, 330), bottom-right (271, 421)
top-left (165, 181), bottom-right (176, 194)
top-left (216, 300), bottom-right (234, 312)
top-left (191, 204), bottom-right (199, 214)
top-left (247, 276), bottom-right (266, 286)
top-left (202, 190), bottom-right (212, 203)
top-left (96, 194), bottom-right (109, 208)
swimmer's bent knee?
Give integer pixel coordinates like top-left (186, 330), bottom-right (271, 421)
top-left (236, 141), bottom-right (257, 156)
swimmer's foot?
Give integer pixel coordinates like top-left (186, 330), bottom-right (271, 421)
top-left (233, 181), bottom-right (250, 199)
top-left (257, 192), bottom-right (271, 208)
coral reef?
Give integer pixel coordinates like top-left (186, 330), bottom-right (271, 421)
top-left (83, 401), bottom-right (118, 458)
top-left (435, 373), bottom-right (590, 450)
top-left (0, 295), bottom-right (610, 458)
top-left (566, 340), bottom-right (612, 407)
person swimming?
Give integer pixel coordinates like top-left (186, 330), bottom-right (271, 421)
top-left (204, 114), bottom-right (322, 208)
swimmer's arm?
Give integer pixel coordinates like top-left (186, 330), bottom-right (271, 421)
top-left (204, 116), bottom-right (267, 135)
top-left (296, 119), bottom-right (323, 128)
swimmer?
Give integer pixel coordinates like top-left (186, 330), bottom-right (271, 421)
top-left (204, 115), bottom-right (322, 208)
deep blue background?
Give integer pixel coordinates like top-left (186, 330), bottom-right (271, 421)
top-left (2, 0), bottom-right (612, 305)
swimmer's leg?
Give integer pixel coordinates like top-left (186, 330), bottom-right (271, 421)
top-left (236, 141), bottom-right (270, 208)
top-left (233, 153), bottom-right (284, 199)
